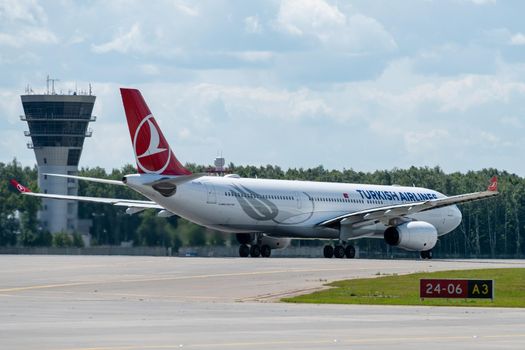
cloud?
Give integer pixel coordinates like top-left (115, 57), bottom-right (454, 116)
top-left (3, 1), bottom-right (525, 175)
top-left (465, 0), bottom-right (496, 5)
top-left (173, 2), bottom-right (199, 17)
top-left (139, 63), bottom-right (160, 76)
top-left (91, 23), bottom-right (144, 54)
top-left (510, 33), bottom-right (525, 46)
top-left (0, 0), bottom-right (47, 24)
top-left (404, 129), bottom-right (450, 155)
top-left (276, 0), bottom-right (345, 37)
top-left (0, 0), bottom-right (57, 48)
top-left (275, 0), bottom-right (397, 53)
top-left (244, 15), bottom-right (262, 34)
top-left (0, 28), bottom-right (58, 47)
top-left (234, 51), bottom-right (273, 63)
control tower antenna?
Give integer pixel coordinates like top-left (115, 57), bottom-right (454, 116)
top-left (46, 75), bottom-right (60, 95)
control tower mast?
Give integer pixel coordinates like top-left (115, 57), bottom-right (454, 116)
top-left (20, 78), bottom-right (96, 234)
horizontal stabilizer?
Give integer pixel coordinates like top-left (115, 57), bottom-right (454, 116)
top-left (44, 173), bottom-right (125, 186)
top-left (10, 179), bottom-right (162, 209)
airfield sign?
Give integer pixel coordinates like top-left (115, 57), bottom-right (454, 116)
top-left (420, 279), bottom-right (494, 300)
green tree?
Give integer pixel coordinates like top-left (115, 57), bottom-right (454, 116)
top-left (52, 232), bottom-right (73, 247)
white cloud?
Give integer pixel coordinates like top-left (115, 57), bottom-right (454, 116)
top-left (0, 0), bottom-right (57, 48)
top-left (465, 0), bottom-right (496, 5)
top-left (276, 0), bottom-right (345, 37)
top-left (92, 23), bottom-right (144, 54)
top-left (0, 0), bottom-right (47, 24)
top-left (404, 129), bottom-right (450, 155)
top-left (139, 63), bottom-right (160, 75)
top-left (173, 2), bottom-right (199, 17)
top-left (244, 15), bottom-right (262, 34)
top-left (0, 89), bottom-right (24, 124)
top-left (234, 51), bottom-right (273, 62)
top-left (178, 127), bottom-right (191, 139)
top-left (275, 0), bottom-right (397, 52)
top-left (510, 33), bottom-right (525, 46)
top-left (0, 28), bottom-right (58, 48)
top-left (2, 1), bottom-right (525, 175)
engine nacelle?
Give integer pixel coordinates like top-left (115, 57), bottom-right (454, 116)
top-left (235, 233), bottom-right (291, 250)
top-left (260, 236), bottom-right (291, 250)
top-left (126, 207), bottom-right (145, 215)
top-left (384, 221), bottom-right (437, 251)
top-left (157, 210), bottom-right (175, 218)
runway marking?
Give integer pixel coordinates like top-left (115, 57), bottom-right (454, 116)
top-left (60, 333), bottom-right (525, 350)
top-left (236, 286), bottom-right (326, 302)
top-left (0, 267), bottom-right (359, 294)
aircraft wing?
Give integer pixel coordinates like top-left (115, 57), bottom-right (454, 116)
top-left (318, 176), bottom-right (499, 228)
top-left (43, 173), bottom-right (125, 186)
top-left (10, 180), bottom-right (163, 209)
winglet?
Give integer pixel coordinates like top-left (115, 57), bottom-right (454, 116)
top-left (487, 176), bottom-right (498, 192)
top-left (10, 179), bottom-right (32, 193)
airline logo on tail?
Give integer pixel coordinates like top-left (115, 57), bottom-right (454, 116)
top-left (10, 179), bottom-right (31, 193)
top-left (488, 176), bottom-right (498, 192)
top-left (121, 88), bottom-right (191, 176)
top-left (133, 114), bottom-right (171, 174)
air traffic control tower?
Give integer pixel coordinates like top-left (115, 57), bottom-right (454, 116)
top-left (20, 79), bottom-right (96, 234)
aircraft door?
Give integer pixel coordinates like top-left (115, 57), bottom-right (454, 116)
top-left (204, 183), bottom-right (217, 204)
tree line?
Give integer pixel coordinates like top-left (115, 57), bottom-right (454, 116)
top-left (1, 159), bottom-right (524, 257)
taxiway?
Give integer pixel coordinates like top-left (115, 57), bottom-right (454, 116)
top-left (1, 256), bottom-right (524, 349)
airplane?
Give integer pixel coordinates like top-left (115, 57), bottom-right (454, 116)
top-left (11, 88), bottom-right (500, 259)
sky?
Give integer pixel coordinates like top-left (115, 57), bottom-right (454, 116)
top-left (1, 0), bottom-right (525, 175)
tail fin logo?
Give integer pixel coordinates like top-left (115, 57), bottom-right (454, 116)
top-left (488, 176), bottom-right (498, 192)
top-left (133, 114), bottom-right (172, 174)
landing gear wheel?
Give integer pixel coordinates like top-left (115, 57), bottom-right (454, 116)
top-left (250, 244), bottom-right (261, 257)
top-left (323, 245), bottom-right (334, 258)
top-left (420, 250), bottom-right (433, 259)
top-left (261, 245), bottom-right (272, 258)
top-left (334, 245), bottom-right (345, 259)
top-left (345, 245), bottom-right (356, 259)
top-left (239, 244), bottom-right (250, 257)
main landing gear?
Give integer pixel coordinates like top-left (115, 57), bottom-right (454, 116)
top-left (237, 233), bottom-right (273, 258)
top-left (323, 244), bottom-right (356, 259)
top-left (420, 250), bottom-right (433, 260)
top-left (238, 244), bottom-right (272, 258)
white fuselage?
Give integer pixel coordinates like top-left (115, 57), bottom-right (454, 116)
top-left (124, 174), bottom-right (462, 240)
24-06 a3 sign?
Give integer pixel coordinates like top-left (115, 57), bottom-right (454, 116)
top-left (420, 279), bottom-right (494, 300)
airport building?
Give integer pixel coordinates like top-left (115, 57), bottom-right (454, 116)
top-left (20, 80), bottom-right (96, 234)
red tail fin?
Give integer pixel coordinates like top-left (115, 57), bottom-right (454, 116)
top-left (487, 176), bottom-right (498, 192)
top-left (10, 179), bottom-right (31, 193)
top-left (120, 88), bottom-right (191, 175)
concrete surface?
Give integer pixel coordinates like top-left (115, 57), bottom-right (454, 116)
top-left (0, 255), bottom-right (524, 349)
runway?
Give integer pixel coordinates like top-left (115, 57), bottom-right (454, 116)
top-left (1, 256), bottom-right (524, 349)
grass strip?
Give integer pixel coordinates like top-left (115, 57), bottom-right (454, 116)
top-left (283, 268), bottom-right (525, 307)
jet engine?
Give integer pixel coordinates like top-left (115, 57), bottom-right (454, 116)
top-left (384, 221), bottom-right (437, 251)
top-left (260, 236), bottom-right (291, 250)
top-left (235, 233), bottom-right (291, 250)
